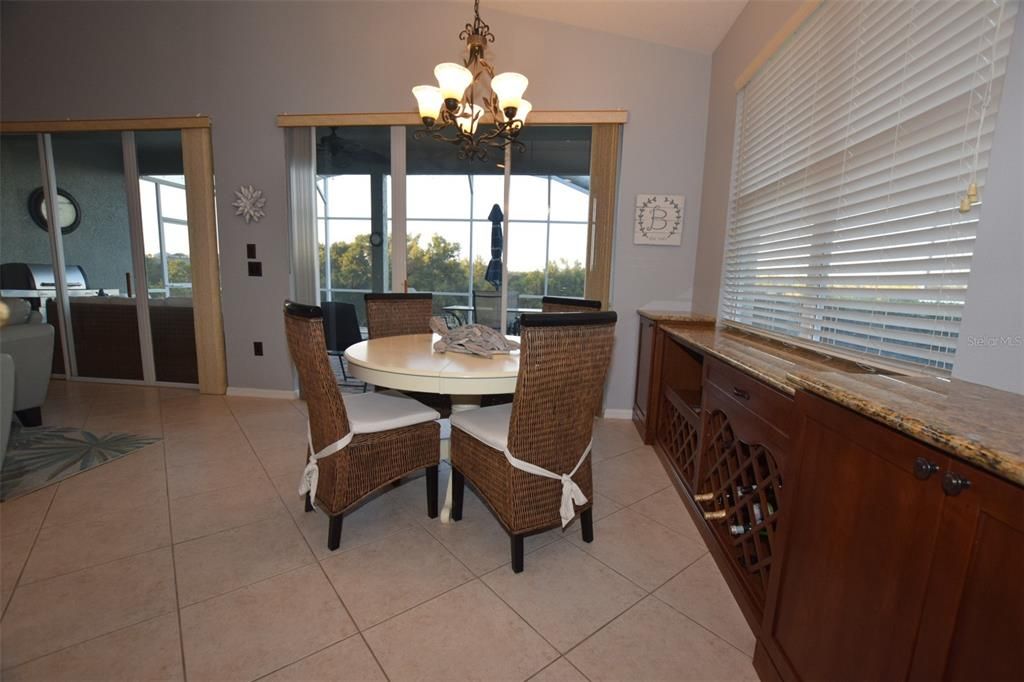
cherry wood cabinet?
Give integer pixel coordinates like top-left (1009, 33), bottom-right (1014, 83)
top-left (765, 392), bottom-right (949, 680)
top-left (765, 391), bottom-right (1024, 681)
top-left (909, 458), bottom-right (1024, 680)
top-left (637, 327), bottom-right (1024, 681)
top-left (632, 316), bottom-right (656, 437)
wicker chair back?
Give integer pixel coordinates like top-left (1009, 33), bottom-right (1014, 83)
top-left (505, 311), bottom-right (617, 524)
top-left (364, 293), bottom-right (433, 339)
top-left (283, 301), bottom-right (351, 454)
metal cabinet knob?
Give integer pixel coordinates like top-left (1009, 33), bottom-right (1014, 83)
top-left (913, 457), bottom-right (939, 480)
top-left (732, 387), bottom-right (750, 400)
top-left (942, 471), bottom-right (971, 496)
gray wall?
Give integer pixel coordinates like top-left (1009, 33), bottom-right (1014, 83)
top-left (1, 1), bottom-right (711, 408)
top-left (952, 9), bottom-right (1024, 395)
top-left (692, 1), bottom-right (1024, 395)
top-left (1, 133), bottom-right (134, 293)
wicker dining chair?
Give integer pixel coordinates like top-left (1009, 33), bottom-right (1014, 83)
top-left (363, 292), bottom-right (452, 417)
top-left (364, 293), bottom-right (433, 339)
top-left (541, 296), bottom-right (606, 415)
top-left (541, 296), bottom-right (602, 313)
top-left (449, 311), bottom-right (618, 572)
top-left (284, 301), bottom-right (441, 551)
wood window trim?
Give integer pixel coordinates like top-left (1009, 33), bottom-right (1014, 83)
top-left (0, 116), bottom-right (212, 134)
top-left (585, 123), bottom-right (621, 310)
top-left (734, 0), bottom-right (822, 92)
top-left (181, 128), bottom-right (228, 395)
top-left (276, 110), bottom-right (628, 127)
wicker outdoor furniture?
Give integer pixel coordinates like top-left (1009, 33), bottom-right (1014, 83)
top-left (449, 310), bottom-right (618, 572)
top-left (284, 300), bottom-right (441, 551)
top-left (364, 293), bottom-right (433, 339)
top-left (541, 296), bottom-right (602, 313)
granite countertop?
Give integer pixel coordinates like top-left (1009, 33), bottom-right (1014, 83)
top-left (662, 325), bottom-right (875, 395)
top-left (637, 309), bottom-right (717, 324)
top-left (787, 371), bottom-right (1024, 487)
top-left (661, 324), bottom-right (1024, 487)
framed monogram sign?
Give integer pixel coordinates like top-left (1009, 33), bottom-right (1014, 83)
top-left (634, 194), bottom-right (684, 246)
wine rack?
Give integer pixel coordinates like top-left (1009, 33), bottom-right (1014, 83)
top-left (696, 409), bottom-right (783, 611)
top-left (657, 386), bottom-right (702, 491)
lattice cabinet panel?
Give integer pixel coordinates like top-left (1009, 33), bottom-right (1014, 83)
top-left (695, 409), bottom-right (783, 611)
top-left (657, 388), bottom-right (701, 491)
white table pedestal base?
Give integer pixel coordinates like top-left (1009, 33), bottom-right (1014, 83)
top-left (439, 395), bottom-right (482, 523)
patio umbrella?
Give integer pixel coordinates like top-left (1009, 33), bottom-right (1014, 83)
top-left (484, 203), bottom-right (504, 289)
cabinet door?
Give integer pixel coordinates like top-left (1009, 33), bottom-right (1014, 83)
top-left (910, 462), bottom-right (1024, 680)
top-left (768, 392), bottom-right (948, 680)
top-left (634, 317), bottom-right (655, 420)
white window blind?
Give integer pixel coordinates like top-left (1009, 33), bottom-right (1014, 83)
top-left (721, 0), bottom-right (1018, 372)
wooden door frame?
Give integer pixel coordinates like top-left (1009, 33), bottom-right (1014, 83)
top-left (277, 111), bottom-right (626, 311)
top-left (1, 116), bottom-right (227, 394)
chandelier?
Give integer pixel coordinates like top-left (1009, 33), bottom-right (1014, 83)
top-left (411, 0), bottom-right (531, 161)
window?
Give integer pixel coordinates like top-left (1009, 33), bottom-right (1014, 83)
top-left (720, 0), bottom-right (1018, 372)
top-left (140, 175), bottom-right (192, 298)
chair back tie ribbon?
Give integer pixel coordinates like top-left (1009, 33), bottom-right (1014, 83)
top-left (298, 423), bottom-right (353, 511)
top-left (502, 440), bottom-right (592, 527)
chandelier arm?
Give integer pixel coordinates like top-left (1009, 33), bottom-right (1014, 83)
top-left (416, 0), bottom-right (525, 163)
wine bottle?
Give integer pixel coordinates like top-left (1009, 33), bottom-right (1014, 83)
top-left (735, 484), bottom-right (757, 497)
top-left (752, 502), bottom-right (763, 524)
top-left (703, 510), bottom-right (728, 521)
top-left (730, 523), bottom-right (771, 539)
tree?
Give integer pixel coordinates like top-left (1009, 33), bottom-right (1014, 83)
top-left (319, 233), bottom-right (585, 301)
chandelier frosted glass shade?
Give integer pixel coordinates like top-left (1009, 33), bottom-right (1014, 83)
top-left (490, 72), bottom-right (529, 116)
top-left (412, 86), bottom-right (444, 124)
top-left (457, 104), bottom-right (484, 134)
top-left (512, 99), bottom-right (532, 124)
top-left (410, 1), bottom-right (532, 161)
top-left (434, 63), bottom-right (474, 106)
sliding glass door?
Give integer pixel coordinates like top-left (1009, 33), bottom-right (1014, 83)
top-left (0, 129), bottom-right (199, 386)
top-left (290, 121), bottom-right (612, 332)
top-left (315, 126), bottom-right (391, 327)
top-left (136, 130), bottom-right (198, 384)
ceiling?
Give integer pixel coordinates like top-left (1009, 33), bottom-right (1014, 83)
top-left (470, 0), bottom-right (748, 54)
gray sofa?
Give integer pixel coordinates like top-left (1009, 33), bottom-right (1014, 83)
top-left (1, 297), bottom-right (56, 435)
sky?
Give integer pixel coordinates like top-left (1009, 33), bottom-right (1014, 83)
top-left (140, 176), bottom-right (191, 256)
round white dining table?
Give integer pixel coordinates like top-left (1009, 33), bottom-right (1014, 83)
top-left (344, 333), bottom-right (520, 397)
top-left (344, 333), bottom-right (520, 521)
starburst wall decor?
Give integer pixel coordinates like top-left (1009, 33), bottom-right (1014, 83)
top-left (232, 184), bottom-right (267, 224)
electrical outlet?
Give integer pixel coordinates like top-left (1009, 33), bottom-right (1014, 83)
top-left (253, 341), bottom-right (263, 356)
top-left (246, 243), bottom-right (256, 259)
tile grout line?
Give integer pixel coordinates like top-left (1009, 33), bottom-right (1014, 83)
top-left (158, 393), bottom-right (190, 682)
top-left (251, 630), bottom-right (369, 681)
top-left (624, 484), bottom-right (707, 544)
top-left (475, 538), bottom-right (651, 668)
top-left (1, 377), bottom-right (110, 620)
top-left (649, 591), bottom-right (755, 661)
top-left (229, 397), bottom-right (393, 682)
top-left (0, 484), bottom-right (59, 622)
top-left (0, 609), bottom-right (178, 675)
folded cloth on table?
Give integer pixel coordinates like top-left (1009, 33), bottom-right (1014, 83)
top-left (430, 316), bottom-right (520, 358)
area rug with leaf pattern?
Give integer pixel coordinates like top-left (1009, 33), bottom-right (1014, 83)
top-left (0, 426), bottom-right (161, 501)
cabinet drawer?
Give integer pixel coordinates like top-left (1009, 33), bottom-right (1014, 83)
top-left (705, 357), bottom-right (794, 442)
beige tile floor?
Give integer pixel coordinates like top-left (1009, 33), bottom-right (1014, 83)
top-left (0, 380), bottom-right (756, 681)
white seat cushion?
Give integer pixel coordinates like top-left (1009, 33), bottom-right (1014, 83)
top-left (342, 390), bottom-right (440, 435)
top-left (450, 403), bottom-right (512, 451)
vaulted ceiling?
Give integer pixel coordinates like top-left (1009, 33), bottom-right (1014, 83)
top-left (480, 0), bottom-right (748, 54)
